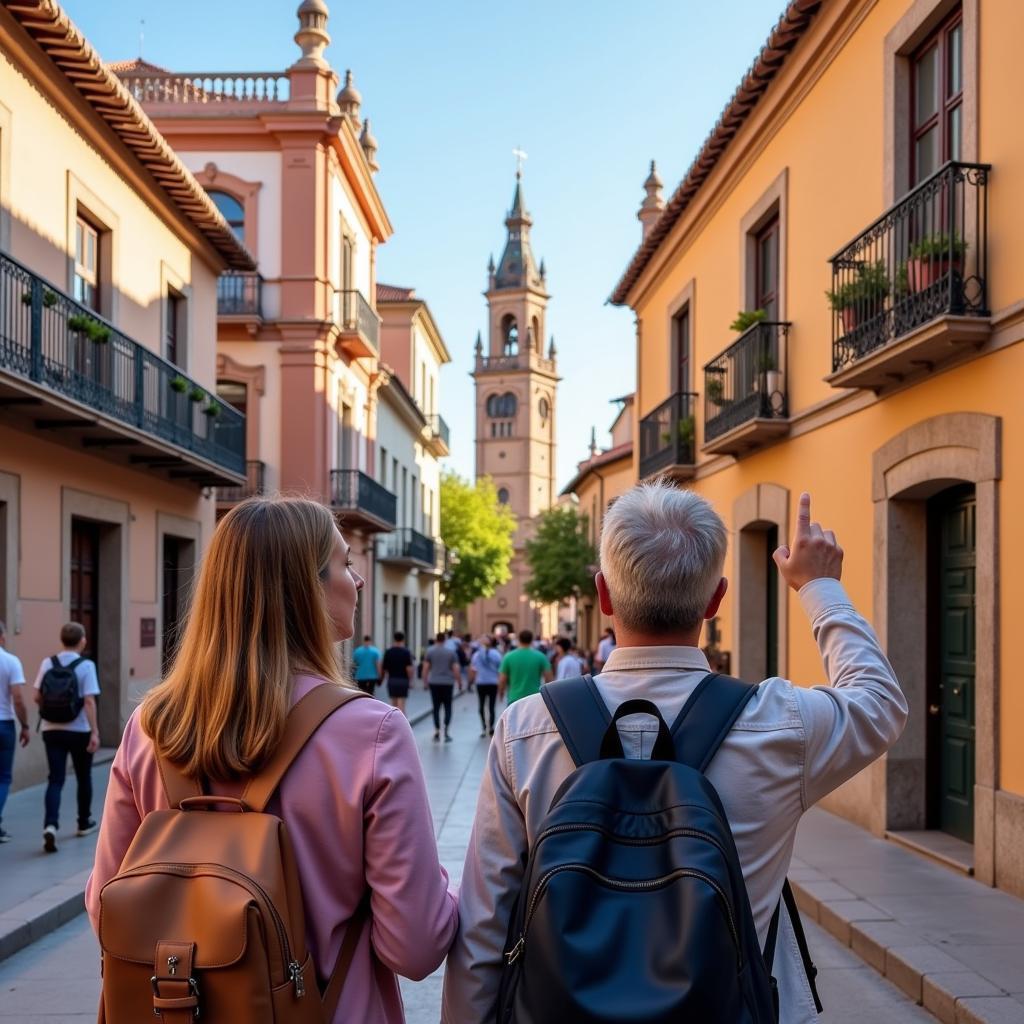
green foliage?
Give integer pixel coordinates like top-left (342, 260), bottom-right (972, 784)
top-left (202, 400), bottom-right (221, 418)
top-left (661, 415), bottom-right (695, 449)
top-left (169, 375), bottom-right (189, 394)
top-left (188, 385), bottom-right (205, 403)
top-left (756, 350), bottom-right (778, 372)
top-left (826, 260), bottom-right (890, 311)
top-left (67, 313), bottom-right (111, 343)
top-left (440, 472), bottom-right (516, 611)
top-left (524, 504), bottom-right (598, 605)
top-left (909, 233), bottom-right (967, 261)
top-left (705, 375), bottom-right (727, 404)
top-left (729, 308), bottom-right (767, 332)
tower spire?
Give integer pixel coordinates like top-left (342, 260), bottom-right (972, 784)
top-left (493, 170), bottom-right (543, 292)
top-left (638, 159), bottom-right (666, 240)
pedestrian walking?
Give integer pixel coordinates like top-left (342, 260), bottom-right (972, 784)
top-left (381, 631), bottom-right (415, 715)
top-left (0, 620), bottom-right (29, 842)
top-left (86, 497), bottom-right (457, 1023)
top-left (33, 622), bottom-right (101, 852)
top-left (442, 484), bottom-right (907, 1023)
top-left (422, 631), bottom-right (461, 742)
top-left (497, 629), bottom-right (552, 706)
top-left (593, 626), bottom-right (616, 673)
top-left (469, 636), bottom-right (502, 737)
top-left (352, 634), bottom-right (382, 695)
top-left (553, 637), bottom-right (584, 680)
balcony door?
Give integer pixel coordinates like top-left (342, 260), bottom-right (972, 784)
top-left (70, 519), bottom-right (100, 663)
top-left (911, 10), bottom-right (963, 186)
top-left (754, 217), bottom-right (779, 322)
top-left (672, 305), bottom-right (691, 394)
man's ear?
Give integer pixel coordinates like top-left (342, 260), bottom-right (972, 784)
top-left (703, 577), bottom-right (728, 619)
top-left (596, 571), bottom-right (614, 617)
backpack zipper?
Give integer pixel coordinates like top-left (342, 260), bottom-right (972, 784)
top-left (535, 821), bottom-right (730, 858)
top-left (112, 862), bottom-right (305, 998)
top-left (506, 863), bottom-right (741, 970)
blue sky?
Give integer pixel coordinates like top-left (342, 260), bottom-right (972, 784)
top-left (67, 0), bottom-right (785, 489)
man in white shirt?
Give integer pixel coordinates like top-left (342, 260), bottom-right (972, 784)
top-left (33, 621), bottom-right (101, 852)
top-left (553, 637), bottom-right (584, 680)
top-left (594, 627), bottom-right (616, 672)
top-left (441, 484), bottom-right (907, 1023)
top-left (0, 619), bottom-right (30, 842)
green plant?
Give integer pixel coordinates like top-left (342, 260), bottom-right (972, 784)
top-left (826, 260), bottom-right (890, 311)
top-left (662, 415), bottom-right (696, 449)
top-left (756, 351), bottom-right (778, 373)
top-left (67, 313), bottom-right (91, 332)
top-left (202, 400), bottom-right (221, 418)
top-left (909, 233), bottom-right (967, 261)
top-left (66, 312), bottom-right (111, 343)
top-left (729, 308), bottom-right (767, 332)
top-left (188, 385), bottom-right (205, 403)
top-left (706, 376), bottom-right (726, 404)
top-left (169, 375), bottom-right (188, 394)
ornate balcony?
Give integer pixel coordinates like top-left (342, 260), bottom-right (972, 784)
top-left (378, 527), bottom-right (436, 569)
top-left (0, 250), bottom-right (244, 485)
top-left (474, 351), bottom-right (557, 375)
top-left (217, 459), bottom-right (266, 505)
top-left (638, 391), bottom-right (698, 480)
top-left (119, 71), bottom-right (290, 112)
top-left (217, 271), bottom-right (262, 323)
top-left (828, 162), bottom-right (991, 391)
top-left (334, 289), bottom-right (380, 358)
top-left (703, 321), bottom-right (790, 455)
top-left (329, 469), bottom-right (396, 533)
top-left (425, 413), bottom-right (450, 457)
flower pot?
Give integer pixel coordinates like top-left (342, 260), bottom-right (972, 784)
top-left (765, 369), bottom-right (783, 397)
top-left (841, 307), bottom-right (860, 334)
top-left (906, 256), bottom-right (961, 293)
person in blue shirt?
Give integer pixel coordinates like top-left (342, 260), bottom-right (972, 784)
top-left (352, 635), bottom-right (382, 696)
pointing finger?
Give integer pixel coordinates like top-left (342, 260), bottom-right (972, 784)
top-left (795, 492), bottom-right (811, 540)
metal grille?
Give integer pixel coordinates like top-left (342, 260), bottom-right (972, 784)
top-left (638, 391), bottom-right (699, 479)
top-left (329, 469), bottom-right (397, 528)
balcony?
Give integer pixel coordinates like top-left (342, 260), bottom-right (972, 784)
top-left (119, 70), bottom-right (290, 113)
top-left (827, 162), bottom-right (991, 391)
top-left (474, 351), bottom-right (557, 375)
top-left (0, 250), bottom-right (244, 485)
top-left (330, 469), bottom-right (397, 533)
top-left (217, 459), bottom-right (266, 505)
top-left (217, 271), bottom-right (262, 326)
top-left (703, 321), bottom-right (790, 455)
top-left (638, 391), bottom-right (698, 480)
top-left (379, 527), bottom-right (436, 569)
top-left (334, 289), bottom-right (380, 358)
top-left (425, 413), bottom-right (450, 457)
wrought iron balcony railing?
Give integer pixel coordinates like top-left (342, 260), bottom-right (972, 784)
top-left (329, 469), bottom-right (397, 531)
top-left (427, 413), bottom-right (450, 449)
top-left (638, 391), bottom-right (699, 479)
top-left (0, 249), bottom-right (244, 476)
top-left (380, 527), bottom-right (436, 566)
top-left (704, 321), bottom-right (790, 449)
top-left (217, 271), bottom-right (262, 317)
top-left (829, 161), bottom-right (990, 376)
top-left (334, 289), bottom-right (380, 355)
top-left (217, 459), bottom-right (265, 503)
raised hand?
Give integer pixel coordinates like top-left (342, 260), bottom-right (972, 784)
top-left (773, 492), bottom-right (843, 592)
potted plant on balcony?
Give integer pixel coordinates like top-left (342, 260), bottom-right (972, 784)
top-left (188, 384), bottom-right (205, 404)
top-left (67, 312), bottom-right (111, 344)
top-left (169, 375), bottom-right (188, 394)
top-left (202, 400), bottom-right (222, 419)
top-left (755, 351), bottom-right (783, 399)
top-left (705, 375), bottom-right (729, 407)
top-left (661, 415), bottom-right (695, 455)
top-left (22, 288), bottom-right (57, 308)
top-left (729, 309), bottom-right (767, 333)
top-left (826, 260), bottom-right (890, 333)
top-left (905, 233), bottom-right (967, 293)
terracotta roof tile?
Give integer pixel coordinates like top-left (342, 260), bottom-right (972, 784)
top-left (376, 283), bottom-right (416, 303)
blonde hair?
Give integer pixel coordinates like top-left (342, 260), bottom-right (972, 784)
top-left (141, 497), bottom-right (348, 780)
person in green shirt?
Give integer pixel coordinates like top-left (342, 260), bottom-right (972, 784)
top-left (498, 629), bottom-right (553, 705)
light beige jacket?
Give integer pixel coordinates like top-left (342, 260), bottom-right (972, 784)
top-left (441, 578), bottom-right (908, 1024)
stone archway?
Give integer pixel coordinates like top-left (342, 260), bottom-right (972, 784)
top-left (872, 412), bottom-right (1000, 883)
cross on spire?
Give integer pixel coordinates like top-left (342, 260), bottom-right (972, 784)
top-left (512, 146), bottom-right (528, 179)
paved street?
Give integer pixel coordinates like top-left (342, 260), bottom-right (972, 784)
top-left (0, 688), bottom-right (937, 1022)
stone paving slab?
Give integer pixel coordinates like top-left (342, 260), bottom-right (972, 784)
top-left (793, 809), bottom-right (1024, 1024)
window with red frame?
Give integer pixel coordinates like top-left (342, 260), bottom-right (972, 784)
top-left (911, 9), bottom-right (963, 186)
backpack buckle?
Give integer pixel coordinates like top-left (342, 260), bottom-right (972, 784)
top-left (150, 975), bottom-right (200, 1017)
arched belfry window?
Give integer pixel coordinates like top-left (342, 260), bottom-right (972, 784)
top-left (501, 314), bottom-right (519, 356)
top-left (486, 392), bottom-right (517, 419)
top-left (497, 487), bottom-right (510, 505)
top-left (531, 316), bottom-right (541, 353)
top-left (208, 190), bottom-right (245, 241)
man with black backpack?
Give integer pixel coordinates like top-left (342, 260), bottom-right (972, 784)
top-left (441, 483), bottom-right (908, 1023)
top-left (32, 622), bottom-right (101, 852)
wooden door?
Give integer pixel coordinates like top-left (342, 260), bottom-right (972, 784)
top-left (70, 519), bottom-right (100, 660)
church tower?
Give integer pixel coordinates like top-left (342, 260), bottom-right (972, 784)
top-left (469, 172), bottom-right (559, 636)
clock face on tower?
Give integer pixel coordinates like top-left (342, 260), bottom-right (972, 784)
top-left (538, 396), bottom-right (550, 421)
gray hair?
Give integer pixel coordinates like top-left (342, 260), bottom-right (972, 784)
top-left (600, 481), bottom-right (727, 633)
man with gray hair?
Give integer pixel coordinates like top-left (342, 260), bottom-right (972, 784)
top-left (442, 482), bottom-right (907, 1023)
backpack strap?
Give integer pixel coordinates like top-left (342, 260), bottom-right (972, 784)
top-left (321, 890), bottom-right (371, 1019)
top-left (67, 656), bottom-right (86, 671)
top-left (764, 880), bottom-right (823, 1015)
top-left (540, 674), bottom-right (611, 767)
top-left (669, 672), bottom-right (759, 771)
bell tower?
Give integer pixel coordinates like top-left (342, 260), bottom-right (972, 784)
top-left (469, 171), bottom-right (559, 635)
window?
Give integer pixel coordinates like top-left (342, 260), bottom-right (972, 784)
top-left (486, 392), bottom-right (517, 419)
top-left (673, 305), bottom-right (691, 392)
top-left (497, 487), bottom-right (510, 505)
top-left (501, 315), bottom-right (519, 356)
top-left (165, 287), bottom-right (184, 367)
top-left (74, 214), bottom-right (100, 311)
top-left (754, 217), bottom-right (779, 322)
top-left (209, 191), bottom-right (244, 241)
top-left (217, 381), bottom-right (247, 417)
top-left (911, 10), bottom-right (963, 185)
top-left (538, 396), bottom-right (550, 421)
top-left (379, 447), bottom-right (388, 485)
top-left (341, 231), bottom-right (354, 291)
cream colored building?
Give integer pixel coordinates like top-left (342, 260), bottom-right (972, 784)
top-left (467, 176), bottom-right (559, 638)
top-left (115, 1), bottom-right (397, 641)
top-left (374, 284), bottom-right (451, 654)
top-left (0, 0), bottom-right (252, 787)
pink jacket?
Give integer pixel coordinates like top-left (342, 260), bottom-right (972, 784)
top-left (86, 675), bottom-right (458, 1023)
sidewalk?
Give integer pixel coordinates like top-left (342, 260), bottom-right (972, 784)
top-left (792, 809), bottom-right (1024, 1024)
top-left (0, 683), bottom-right (459, 963)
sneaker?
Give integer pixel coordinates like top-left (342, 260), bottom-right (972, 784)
top-left (43, 825), bottom-right (57, 853)
top-left (0, 828), bottom-right (10, 843)
top-left (432, 730), bottom-right (440, 742)
top-left (489, 727), bottom-right (495, 736)
top-left (480, 729), bottom-right (488, 738)
top-left (444, 732), bottom-right (453, 743)
top-left (76, 820), bottom-right (98, 837)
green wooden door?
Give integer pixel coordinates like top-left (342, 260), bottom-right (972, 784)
top-left (935, 488), bottom-right (976, 842)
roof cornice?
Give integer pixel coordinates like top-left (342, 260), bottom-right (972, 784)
top-left (560, 442), bottom-right (633, 497)
top-left (2, 0), bottom-right (255, 271)
top-left (610, 0), bottom-right (822, 307)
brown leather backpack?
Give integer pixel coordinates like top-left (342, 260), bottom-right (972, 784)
top-left (97, 685), bottom-right (370, 1023)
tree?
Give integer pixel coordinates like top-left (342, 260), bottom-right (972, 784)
top-left (524, 505), bottom-right (598, 605)
top-left (440, 471), bottom-right (517, 612)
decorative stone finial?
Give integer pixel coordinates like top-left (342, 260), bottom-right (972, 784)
top-left (638, 159), bottom-right (666, 241)
top-left (294, 0), bottom-right (331, 67)
top-left (589, 426), bottom-right (598, 457)
top-left (547, 335), bottom-right (557, 359)
top-left (359, 118), bottom-right (380, 172)
top-left (539, 258), bottom-right (546, 280)
top-left (474, 331), bottom-right (483, 355)
top-left (337, 69), bottom-right (362, 131)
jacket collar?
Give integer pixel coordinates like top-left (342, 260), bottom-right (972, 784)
top-left (602, 645), bottom-right (711, 673)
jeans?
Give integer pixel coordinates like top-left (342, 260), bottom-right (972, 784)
top-left (430, 683), bottom-right (454, 732)
top-left (43, 730), bottom-right (93, 829)
top-left (477, 685), bottom-right (498, 732)
top-left (0, 720), bottom-right (15, 826)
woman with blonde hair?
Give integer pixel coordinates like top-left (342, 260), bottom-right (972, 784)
top-left (86, 497), bottom-right (457, 1022)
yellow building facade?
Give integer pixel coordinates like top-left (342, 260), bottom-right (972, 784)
top-left (612, 0), bottom-right (1024, 896)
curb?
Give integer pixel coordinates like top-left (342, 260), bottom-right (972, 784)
top-left (791, 880), bottom-right (1024, 1024)
top-left (0, 690), bottom-right (467, 965)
